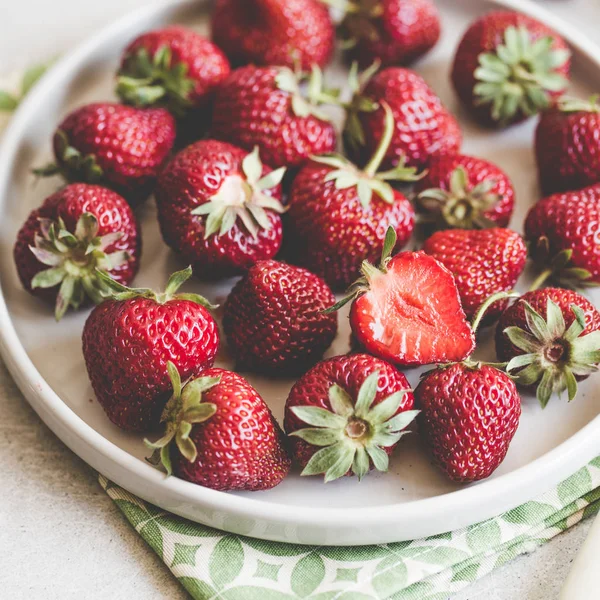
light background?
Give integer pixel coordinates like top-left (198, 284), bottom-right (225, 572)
top-left (0, 0), bottom-right (598, 598)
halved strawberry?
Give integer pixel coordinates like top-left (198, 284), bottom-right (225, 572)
top-left (328, 228), bottom-right (475, 366)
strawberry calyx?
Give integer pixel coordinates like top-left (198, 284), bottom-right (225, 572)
top-left (504, 298), bottom-right (600, 407)
top-left (529, 237), bottom-right (597, 291)
top-left (290, 370), bottom-right (418, 482)
top-left (313, 101), bottom-right (422, 208)
top-left (417, 166), bottom-right (500, 229)
top-left (145, 361), bottom-right (219, 475)
top-left (343, 60), bottom-right (381, 152)
top-left (558, 94), bottom-right (600, 114)
top-left (191, 147), bottom-right (286, 240)
top-left (33, 130), bottom-right (105, 184)
top-left (275, 65), bottom-right (340, 122)
top-left (29, 212), bottom-right (129, 320)
top-left (96, 265), bottom-right (217, 309)
top-left (322, 0), bottom-right (385, 48)
top-left (325, 225), bottom-right (397, 313)
top-left (474, 25), bottom-right (570, 124)
top-left (116, 46), bottom-right (195, 117)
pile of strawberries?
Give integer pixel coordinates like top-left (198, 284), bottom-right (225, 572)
top-left (13, 0), bottom-right (600, 491)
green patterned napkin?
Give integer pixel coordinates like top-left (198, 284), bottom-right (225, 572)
top-left (100, 458), bottom-right (600, 600)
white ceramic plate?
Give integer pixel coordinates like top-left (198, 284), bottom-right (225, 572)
top-left (1, 0), bottom-right (599, 546)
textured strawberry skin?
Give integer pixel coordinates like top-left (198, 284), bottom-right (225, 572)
top-left (524, 184), bottom-right (600, 283)
top-left (285, 161), bottom-right (415, 290)
top-left (55, 103), bottom-right (176, 206)
top-left (211, 66), bottom-right (337, 169)
top-left (495, 288), bottom-right (600, 365)
top-left (155, 140), bottom-right (283, 280)
top-left (350, 252), bottom-right (475, 366)
top-left (121, 26), bottom-right (231, 110)
top-left (414, 154), bottom-right (516, 227)
top-left (82, 298), bottom-right (220, 432)
top-left (284, 353), bottom-right (414, 471)
top-left (347, 0), bottom-right (441, 68)
top-left (416, 363), bottom-right (521, 482)
top-left (422, 228), bottom-right (527, 322)
top-left (14, 183), bottom-right (141, 306)
top-left (352, 68), bottom-right (462, 170)
top-left (223, 260), bottom-right (338, 374)
top-left (451, 11), bottom-right (570, 127)
top-left (211, 0), bottom-right (335, 70)
top-left (173, 369), bottom-right (291, 491)
top-left (535, 106), bottom-right (600, 195)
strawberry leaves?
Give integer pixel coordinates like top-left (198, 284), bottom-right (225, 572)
top-left (191, 147), bottom-right (286, 240)
top-left (290, 371), bottom-right (418, 482)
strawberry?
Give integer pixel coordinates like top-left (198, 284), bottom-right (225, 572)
top-left (414, 154), bottom-right (516, 229)
top-left (422, 228), bottom-right (527, 322)
top-left (82, 268), bottom-right (219, 432)
top-left (13, 183), bottom-right (140, 320)
top-left (331, 0), bottom-right (441, 68)
top-left (223, 260), bottom-right (338, 374)
top-left (155, 141), bottom-right (286, 280)
top-left (416, 362), bottom-right (521, 482)
top-left (286, 102), bottom-right (419, 290)
top-left (451, 11), bottom-right (571, 128)
top-left (496, 288), bottom-right (600, 407)
top-left (146, 363), bottom-right (291, 491)
top-left (211, 65), bottom-right (338, 169)
top-left (344, 66), bottom-right (462, 170)
top-left (116, 26), bottom-right (231, 118)
top-left (284, 353), bottom-right (417, 481)
top-left (35, 103), bottom-right (176, 207)
top-left (328, 228), bottom-right (475, 366)
top-left (535, 96), bottom-right (600, 195)
top-left (524, 184), bottom-right (600, 289)
top-left (211, 0), bottom-right (335, 71)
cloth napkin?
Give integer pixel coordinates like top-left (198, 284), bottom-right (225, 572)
top-left (100, 458), bottom-right (600, 600)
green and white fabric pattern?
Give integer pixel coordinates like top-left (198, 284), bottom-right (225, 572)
top-left (100, 457), bottom-right (600, 600)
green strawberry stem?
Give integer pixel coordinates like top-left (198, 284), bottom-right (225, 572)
top-left (363, 100), bottom-right (394, 177)
top-left (529, 268), bottom-right (554, 292)
top-left (290, 370), bottom-right (418, 482)
top-left (145, 361), bottom-right (219, 475)
top-left (558, 94), bottom-right (600, 114)
top-left (96, 265), bottom-right (217, 309)
top-left (29, 212), bottom-right (129, 320)
top-left (504, 299), bottom-right (600, 407)
top-left (191, 146), bottom-right (286, 240)
top-left (474, 25), bottom-right (570, 124)
top-left (116, 46), bottom-right (195, 117)
top-left (470, 291), bottom-right (521, 336)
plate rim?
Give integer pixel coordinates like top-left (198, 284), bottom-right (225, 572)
top-left (1, 0), bottom-right (599, 545)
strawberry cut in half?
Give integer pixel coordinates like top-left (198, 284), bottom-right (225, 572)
top-left (327, 227), bottom-right (475, 366)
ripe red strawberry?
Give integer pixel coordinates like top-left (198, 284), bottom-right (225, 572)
top-left (414, 154), bottom-right (516, 229)
top-left (329, 228), bottom-right (475, 366)
top-left (284, 353), bottom-right (417, 481)
top-left (35, 103), bottom-right (176, 207)
top-left (496, 288), bottom-right (600, 407)
top-left (82, 268), bottom-right (220, 432)
top-left (223, 260), bottom-right (338, 374)
top-left (211, 0), bottom-right (335, 70)
top-left (334, 0), bottom-right (441, 68)
top-left (416, 363), bottom-right (521, 482)
top-left (345, 66), bottom-right (462, 170)
top-left (155, 141), bottom-right (286, 280)
top-left (116, 26), bottom-right (231, 118)
top-left (146, 363), bottom-right (291, 491)
top-left (286, 102), bottom-right (419, 290)
top-left (211, 65), bottom-right (338, 169)
top-left (422, 228), bottom-right (527, 322)
top-left (451, 11), bottom-right (571, 128)
top-left (535, 96), bottom-right (600, 195)
top-left (524, 184), bottom-right (600, 289)
top-left (13, 183), bottom-right (140, 320)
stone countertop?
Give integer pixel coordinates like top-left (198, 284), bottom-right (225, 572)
top-left (1, 0), bottom-right (598, 598)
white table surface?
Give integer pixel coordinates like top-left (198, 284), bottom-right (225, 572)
top-left (0, 1), bottom-right (598, 598)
